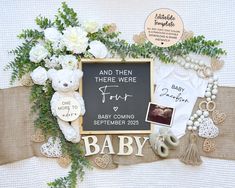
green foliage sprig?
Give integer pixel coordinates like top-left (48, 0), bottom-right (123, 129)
top-left (5, 2), bottom-right (226, 188)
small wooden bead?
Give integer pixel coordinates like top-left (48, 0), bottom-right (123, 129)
top-left (203, 111), bottom-right (209, 117)
top-left (206, 97), bottom-right (212, 102)
top-left (211, 95), bottom-right (216, 100)
top-left (187, 120), bottom-right (193, 126)
top-left (205, 92), bottom-right (212, 97)
top-left (196, 110), bottom-right (203, 116)
top-left (190, 116), bottom-right (195, 121)
top-left (212, 89), bottom-right (218, 95)
top-left (194, 121), bottom-right (199, 127)
top-left (200, 115), bottom-right (205, 119)
top-left (188, 126), bottom-right (193, 130)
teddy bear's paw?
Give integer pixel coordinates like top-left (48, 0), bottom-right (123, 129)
top-left (71, 134), bottom-right (81, 143)
top-left (63, 128), bottom-right (77, 142)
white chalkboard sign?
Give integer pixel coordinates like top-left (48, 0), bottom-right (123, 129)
top-left (80, 59), bottom-right (153, 134)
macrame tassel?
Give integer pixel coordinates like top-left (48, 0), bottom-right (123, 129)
top-left (179, 132), bottom-right (202, 166)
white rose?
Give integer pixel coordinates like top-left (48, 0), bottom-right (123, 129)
top-left (44, 28), bottom-right (62, 43)
top-left (44, 56), bottom-right (60, 69)
top-left (88, 40), bottom-right (108, 58)
top-left (83, 20), bottom-right (99, 33)
top-left (59, 55), bottom-right (78, 70)
top-left (29, 44), bottom-right (49, 63)
top-left (30, 66), bottom-right (48, 85)
top-left (62, 26), bottom-right (88, 54)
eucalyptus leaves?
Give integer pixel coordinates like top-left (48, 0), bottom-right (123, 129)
top-left (5, 2), bottom-right (226, 188)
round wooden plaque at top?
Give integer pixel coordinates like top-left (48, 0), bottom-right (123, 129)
top-left (145, 8), bottom-right (184, 47)
top-left (56, 97), bottom-right (81, 122)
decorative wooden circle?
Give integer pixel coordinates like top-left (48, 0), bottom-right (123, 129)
top-left (206, 101), bottom-right (216, 112)
top-left (56, 97), bottom-right (81, 122)
top-left (199, 101), bottom-right (208, 111)
top-left (145, 8), bottom-right (184, 47)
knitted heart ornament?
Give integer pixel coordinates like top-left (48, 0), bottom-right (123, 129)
top-left (40, 137), bottom-right (62, 158)
top-left (198, 118), bottom-right (219, 139)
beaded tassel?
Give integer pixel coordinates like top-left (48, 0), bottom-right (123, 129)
top-left (179, 132), bottom-right (202, 166)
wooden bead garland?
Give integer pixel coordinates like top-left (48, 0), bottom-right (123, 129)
top-left (187, 76), bottom-right (218, 132)
top-left (173, 55), bottom-right (214, 78)
top-left (180, 61), bottom-right (223, 166)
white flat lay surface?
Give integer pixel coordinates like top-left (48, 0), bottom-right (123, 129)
top-left (0, 0), bottom-right (235, 187)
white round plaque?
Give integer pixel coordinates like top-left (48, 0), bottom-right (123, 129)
top-left (145, 8), bottom-right (184, 47)
top-left (56, 97), bottom-right (81, 122)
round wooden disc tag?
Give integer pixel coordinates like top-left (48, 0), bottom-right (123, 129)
top-left (56, 97), bottom-right (81, 122)
top-left (145, 8), bottom-right (184, 47)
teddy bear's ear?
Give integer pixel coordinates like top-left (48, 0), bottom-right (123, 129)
top-left (47, 69), bottom-right (57, 80)
top-left (73, 69), bottom-right (83, 81)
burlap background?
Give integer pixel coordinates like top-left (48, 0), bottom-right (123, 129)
top-left (0, 86), bottom-right (234, 168)
top-left (0, 87), bottom-right (42, 165)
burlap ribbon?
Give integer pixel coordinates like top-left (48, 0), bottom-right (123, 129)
top-left (0, 86), bottom-right (234, 168)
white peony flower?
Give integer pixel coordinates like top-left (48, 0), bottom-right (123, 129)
top-left (59, 55), bottom-right (78, 70)
top-left (44, 28), bottom-right (62, 43)
top-left (29, 44), bottom-right (49, 63)
top-left (44, 56), bottom-right (60, 69)
top-left (30, 66), bottom-right (48, 85)
top-left (83, 20), bottom-right (99, 33)
top-left (62, 26), bottom-right (88, 54)
top-left (88, 40), bottom-right (108, 58)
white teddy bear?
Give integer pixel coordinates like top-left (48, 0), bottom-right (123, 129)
top-left (48, 69), bottom-right (85, 143)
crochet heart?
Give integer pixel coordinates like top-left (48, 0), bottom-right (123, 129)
top-left (94, 154), bottom-right (111, 169)
top-left (198, 118), bottom-right (219, 139)
top-left (212, 110), bottom-right (226, 125)
top-left (40, 137), bottom-right (62, 158)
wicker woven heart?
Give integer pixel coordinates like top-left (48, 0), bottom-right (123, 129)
top-left (31, 129), bottom-right (45, 143)
top-left (212, 110), bottom-right (226, 125)
top-left (203, 138), bottom-right (216, 153)
top-left (94, 154), bottom-right (111, 169)
top-left (211, 58), bottom-right (224, 71)
top-left (199, 118), bottom-right (219, 138)
top-left (57, 155), bottom-right (71, 168)
top-left (181, 30), bottom-right (194, 41)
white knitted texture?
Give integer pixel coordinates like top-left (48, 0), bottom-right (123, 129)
top-left (198, 118), bottom-right (219, 139)
top-left (1, 0), bottom-right (235, 188)
top-left (40, 137), bottom-right (63, 158)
